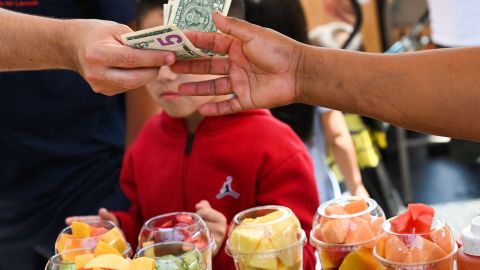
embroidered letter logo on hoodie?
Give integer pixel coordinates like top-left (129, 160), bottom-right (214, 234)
top-left (216, 176), bottom-right (240, 199)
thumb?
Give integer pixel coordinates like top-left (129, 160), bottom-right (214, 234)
top-left (213, 11), bottom-right (257, 42)
top-left (98, 208), bottom-right (115, 221)
top-left (195, 200), bottom-right (211, 210)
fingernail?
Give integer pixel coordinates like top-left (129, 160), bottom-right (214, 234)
top-left (165, 54), bottom-right (175, 65)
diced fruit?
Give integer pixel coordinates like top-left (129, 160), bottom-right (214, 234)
top-left (94, 241), bottom-right (121, 256)
top-left (182, 250), bottom-right (202, 270)
top-left (325, 204), bottom-right (349, 216)
top-left (75, 254), bottom-right (94, 270)
top-left (430, 227), bottom-right (454, 254)
top-left (321, 219), bottom-right (350, 244)
top-left (230, 227), bottom-right (264, 253)
top-left (159, 220), bottom-right (173, 228)
top-left (408, 204), bottom-right (434, 221)
top-left (344, 200), bottom-right (369, 215)
top-left (391, 210), bottom-right (413, 234)
top-left (98, 227), bottom-right (127, 254)
top-left (176, 214), bottom-right (194, 224)
top-left (319, 248), bottom-right (350, 269)
top-left (370, 217), bottom-right (385, 236)
top-left (339, 249), bottom-right (377, 270)
top-left (345, 217), bottom-right (375, 244)
top-left (375, 235), bottom-right (386, 258)
top-left (414, 214), bottom-right (434, 234)
top-left (247, 240), bottom-right (277, 269)
top-left (411, 236), bottom-right (447, 262)
top-left (57, 233), bottom-right (82, 252)
top-left (385, 235), bottom-right (408, 263)
top-left (72, 222), bottom-right (92, 238)
top-left (229, 209), bottom-right (300, 269)
top-left (84, 254), bottom-right (129, 270)
top-left (130, 257), bottom-right (155, 270)
top-left (90, 227), bottom-right (108, 237)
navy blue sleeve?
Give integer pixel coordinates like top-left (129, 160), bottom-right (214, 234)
top-left (92, 0), bottom-right (136, 24)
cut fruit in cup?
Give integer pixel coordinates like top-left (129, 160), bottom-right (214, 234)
top-left (55, 221), bottom-right (130, 256)
top-left (373, 204), bottom-right (457, 270)
top-left (310, 197), bottom-right (385, 270)
top-left (226, 205), bottom-right (305, 270)
top-left (138, 212), bottom-right (214, 269)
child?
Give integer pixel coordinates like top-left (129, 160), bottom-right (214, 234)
top-left (67, 0), bottom-right (319, 269)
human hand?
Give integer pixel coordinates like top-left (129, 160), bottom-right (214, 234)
top-left (171, 12), bottom-right (305, 116)
top-left (65, 208), bottom-right (119, 226)
top-left (324, 0), bottom-right (356, 25)
top-left (195, 200), bottom-right (227, 256)
top-left (352, 185), bottom-right (370, 198)
top-left (67, 19), bottom-right (175, 96)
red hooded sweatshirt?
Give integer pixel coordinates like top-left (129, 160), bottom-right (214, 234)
top-left (114, 109), bottom-right (319, 269)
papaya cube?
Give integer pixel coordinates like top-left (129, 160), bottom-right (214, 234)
top-left (321, 219), bottom-right (350, 244)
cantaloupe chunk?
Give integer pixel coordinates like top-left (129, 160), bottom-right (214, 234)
top-left (339, 249), bottom-right (377, 270)
top-left (370, 217), bottom-right (385, 236)
top-left (411, 236), bottom-right (447, 262)
top-left (345, 217), bottom-right (375, 244)
top-left (72, 222), bottom-right (92, 238)
top-left (130, 257), bottom-right (155, 270)
top-left (321, 219), bottom-right (350, 244)
top-left (94, 241), bottom-right (121, 256)
top-left (344, 200), bottom-right (369, 215)
top-left (375, 235), bottom-right (386, 258)
top-left (385, 235), bottom-right (408, 263)
top-left (430, 227), bottom-right (454, 254)
top-left (325, 204), bottom-right (349, 216)
top-left (75, 254), bottom-right (94, 270)
top-left (84, 254), bottom-right (129, 270)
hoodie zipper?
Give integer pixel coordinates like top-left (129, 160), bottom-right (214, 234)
top-left (181, 133), bottom-right (195, 209)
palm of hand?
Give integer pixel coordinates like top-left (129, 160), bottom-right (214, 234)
top-left (227, 28), bottom-right (300, 111)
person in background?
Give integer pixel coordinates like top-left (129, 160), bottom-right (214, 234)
top-left (0, 2), bottom-right (161, 269)
top-left (245, 0), bottom-right (369, 202)
top-left (66, 0), bottom-right (319, 269)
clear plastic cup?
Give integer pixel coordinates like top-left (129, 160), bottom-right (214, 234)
top-left (310, 197), bottom-right (386, 270)
top-left (45, 248), bottom-right (94, 270)
top-left (135, 242), bottom-right (207, 270)
top-left (138, 212), bottom-right (214, 269)
top-left (373, 216), bottom-right (457, 270)
top-left (226, 205), bottom-right (306, 270)
top-left (55, 220), bottom-right (131, 256)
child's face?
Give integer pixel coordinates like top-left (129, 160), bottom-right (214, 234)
top-left (142, 9), bottom-right (223, 118)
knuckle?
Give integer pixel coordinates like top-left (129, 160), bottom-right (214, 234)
top-left (124, 52), bottom-right (137, 67)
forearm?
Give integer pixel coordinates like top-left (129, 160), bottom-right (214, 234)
top-left (329, 136), bottom-right (363, 194)
top-left (299, 46), bottom-right (480, 141)
top-left (0, 8), bottom-right (76, 71)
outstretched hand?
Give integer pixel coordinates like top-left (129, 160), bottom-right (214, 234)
top-left (71, 19), bottom-right (175, 96)
top-left (172, 12), bottom-right (305, 116)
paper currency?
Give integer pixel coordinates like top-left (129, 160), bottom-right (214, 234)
top-left (121, 25), bottom-right (207, 60)
top-left (168, 0), bottom-right (232, 32)
top-left (122, 0), bottom-right (232, 60)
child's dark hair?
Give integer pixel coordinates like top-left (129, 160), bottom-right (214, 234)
top-left (136, 0), bottom-right (245, 25)
top-left (245, 0), bottom-right (315, 143)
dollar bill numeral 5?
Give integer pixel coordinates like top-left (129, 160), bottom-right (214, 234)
top-left (157, 34), bottom-right (183, 46)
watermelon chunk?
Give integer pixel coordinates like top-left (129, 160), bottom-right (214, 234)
top-left (391, 210), bottom-right (413, 234)
top-left (391, 204), bottom-right (435, 234)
